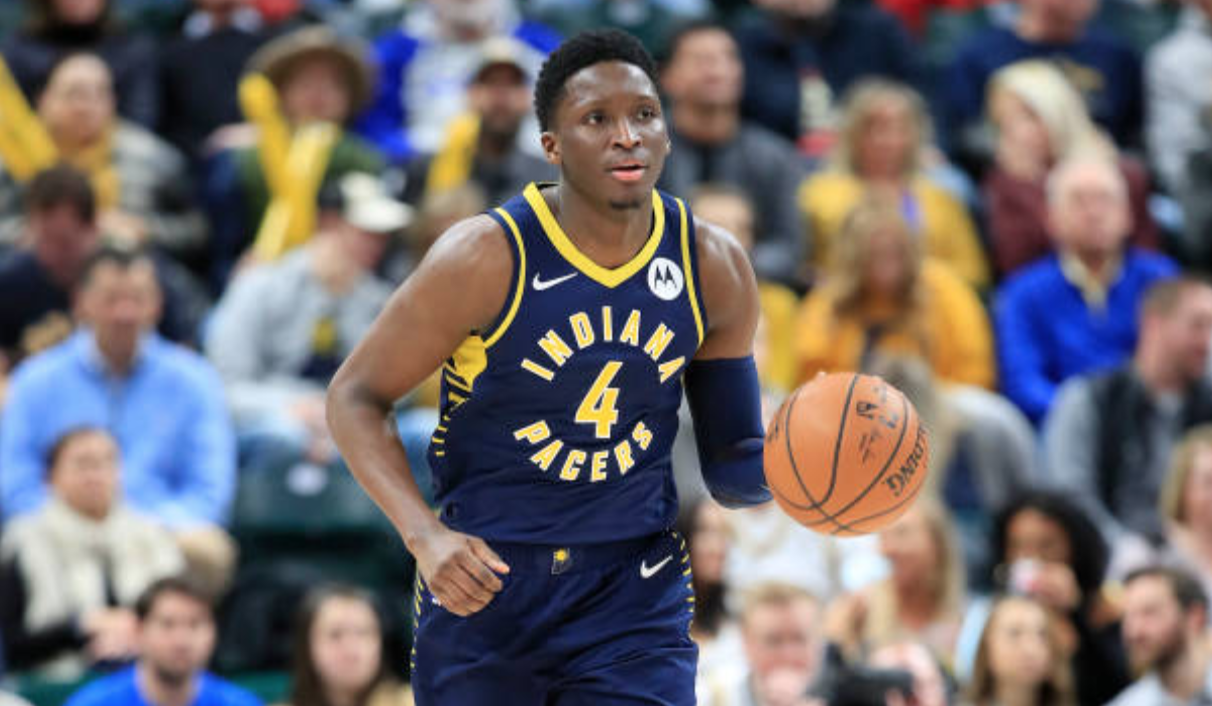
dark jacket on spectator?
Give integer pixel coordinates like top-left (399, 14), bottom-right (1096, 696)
top-left (733, 4), bottom-right (923, 144)
top-left (158, 9), bottom-right (274, 166)
top-left (944, 25), bottom-right (1143, 150)
top-left (659, 123), bottom-right (808, 285)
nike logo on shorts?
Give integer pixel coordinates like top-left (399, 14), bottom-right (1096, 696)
top-left (532, 272), bottom-right (577, 291)
top-left (640, 555), bottom-right (673, 579)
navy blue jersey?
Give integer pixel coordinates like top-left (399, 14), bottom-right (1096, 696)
top-left (427, 182), bottom-right (706, 544)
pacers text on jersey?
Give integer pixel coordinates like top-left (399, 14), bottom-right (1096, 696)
top-left (511, 305), bottom-right (686, 483)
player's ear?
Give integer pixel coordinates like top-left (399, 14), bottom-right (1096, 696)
top-left (540, 131), bottom-right (561, 166)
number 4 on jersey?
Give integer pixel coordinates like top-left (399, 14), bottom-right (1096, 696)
top-left (576, 361), bottom-right (623, 439)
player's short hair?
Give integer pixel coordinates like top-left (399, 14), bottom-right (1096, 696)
top-left (1124, 565), bottom-right (1209, 614)
top-left (533, 29), bottom-right (659, 133)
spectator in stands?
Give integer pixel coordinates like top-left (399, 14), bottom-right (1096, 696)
top-left (799, 79), bottom-right (988, 290)
top-left (0, 246), bottom-right (237, 597)
top-left (358, 0), bottom-right (560, 164)
top-left (205, 173), bottom-right (406, 471)
top-left (866, 641), bottom-right (949, 706)
top-left (944, 0), bottom-right (1142, 151)
top-left (869, 355), bottom-right (1032, 586)
top-left (690, 184), bottom-right (799, 394)
top-left (698, 582), bottom-right (823, 706)
top-left (1109, 566), bottom-right (1212, 706)
top-left (0, 165), bottom-right (210, 368)
top-left (965, 595), bottom-right (1077, 706)
top-left (659, 22), bottom-right (807, 287)
top-left (795, 199), bottom-right (994, 389)
top-left (276, 584), bottom-right (412, 706)
top-left (0, 427), bottom-right (184, 678)
top-left (158, 0), bottom-right (274, 167)
top-left (401, 37), bottom-right (555, 208)
top-left (1, 0), bottom-right (158, 127)
top-left (828, 498), bottom-right (967, 669)
top-left (535, 0), bottom-right (690, 57)
top-left (1160, 425), bottom-right (1212, 601)
top-left (0, 53), bottom-right (208, 259)
top-left (731, 0), bottom-right (922, 157)
top-left (677, 497), bottom-right (741, 681)
top-left (983, 491), bottom-right (1128, 706)
top-left (994, 158), bottom-right (1178, 423)
top-left (1044, 277), bottom-right (1212, 554)
top-left (985, 60), bottom-right (1158, 278)
top-left (63, 576), bottom-right (262, 706)
top-left (208, 25), bottom-right (384, 285)
top-left (0, 165), bottom-right (99, 372)
top-left (1146, 0), bottom-right (1212, 197)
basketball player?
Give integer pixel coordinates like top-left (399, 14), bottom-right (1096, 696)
top-left (326, 30), bottom-right (771, 705)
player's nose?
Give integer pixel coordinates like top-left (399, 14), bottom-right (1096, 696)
top-left (611, 117), bottom-right (641, 150)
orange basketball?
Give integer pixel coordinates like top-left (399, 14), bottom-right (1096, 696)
top-left (763, 372), bottom-right (930, 537)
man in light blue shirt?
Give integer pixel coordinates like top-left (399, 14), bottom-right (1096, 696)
top-left (63, 576), bottom-right (261, 706)
top-left (0, 245), bottom-right (236, 592)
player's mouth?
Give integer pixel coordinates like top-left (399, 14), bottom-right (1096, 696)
top-left (607, 161), bottom-right (646, 183)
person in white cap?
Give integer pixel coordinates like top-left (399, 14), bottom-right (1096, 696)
top-left (204, 172), bottom-right (412, 471)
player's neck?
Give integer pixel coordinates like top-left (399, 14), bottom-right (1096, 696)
top-left (551, 182), bottom-right (654, 267)
top-left (672, 102), bottom-right (739, 145)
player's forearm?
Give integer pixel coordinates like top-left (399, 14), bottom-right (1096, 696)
top-left (325, 380), bottom-right (443, 547)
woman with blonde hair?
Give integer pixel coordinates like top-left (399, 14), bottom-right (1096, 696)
top-left (794, 199), bottom-right (995, 389)
top-left (826, 497), bottom-right (968, 670)
top-left (966, 595), bottom-right (1077, 706)
top-left (798, 78), bottom-right (989, 290)
top-left (984, 59), bottom-right (1157, 277)
top-left (1159, 424), bottom-right (1212, 600)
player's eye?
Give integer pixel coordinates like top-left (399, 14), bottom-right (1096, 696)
top-left (584, 111), bottom-right (604, 125)
top-left (638, 106), bottom-right (657, 120)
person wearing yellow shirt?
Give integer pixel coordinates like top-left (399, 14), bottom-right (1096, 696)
top-left (795, 199), bottom-right (995, 389)
top-left (798, 79), bottom-right (989, 291)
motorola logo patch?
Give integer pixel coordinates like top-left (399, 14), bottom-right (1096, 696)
top-left (647, 257), bottom-right (684, 301)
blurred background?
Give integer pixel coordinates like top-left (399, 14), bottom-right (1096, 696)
top-left (3, 0), bottom-right (1212, 704)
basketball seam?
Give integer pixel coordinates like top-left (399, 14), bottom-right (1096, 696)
top-left (841, 463), bottom-right (930, 533)
top-left (782, 385), bottom-right (849, 534)
top-left (820, 374), bottom-right (860, 506)
top-left (805, 390), bottom-right (914, 528)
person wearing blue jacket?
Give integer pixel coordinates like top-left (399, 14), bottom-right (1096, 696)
top-left (995, 157), bottom-right (1177, 423)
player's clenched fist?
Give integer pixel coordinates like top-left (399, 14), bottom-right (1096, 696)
top-left (410, 526), bottom-right (511, 617)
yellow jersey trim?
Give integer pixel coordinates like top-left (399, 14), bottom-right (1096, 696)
top-left (677, 198), bottom-right (705, 346)
top-left (522, 183), bottom-right (665, 289)
top-left (484, 207), bottom-right (527, 348)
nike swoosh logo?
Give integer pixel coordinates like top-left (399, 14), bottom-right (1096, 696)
top-left (640, 555), bottom-right (673, 579)
top-left (532, 272), bottom-right (577, 291)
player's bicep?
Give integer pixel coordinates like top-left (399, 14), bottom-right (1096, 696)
top-left (694, 220), bottom-right (760, 360)
top-left (335, 216), bottom-right (512, 402)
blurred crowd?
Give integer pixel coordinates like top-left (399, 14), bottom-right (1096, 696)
top-left (3, 0), bottom-right (1212, 704)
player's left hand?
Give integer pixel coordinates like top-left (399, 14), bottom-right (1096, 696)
top-left (411, 524), bottom-right (511, 617)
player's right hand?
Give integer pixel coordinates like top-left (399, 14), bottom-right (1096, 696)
top-left (411, 525), bottom-right (511, 617)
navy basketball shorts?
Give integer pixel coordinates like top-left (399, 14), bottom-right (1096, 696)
top-left (410, 530), bottom-right (698, 705)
